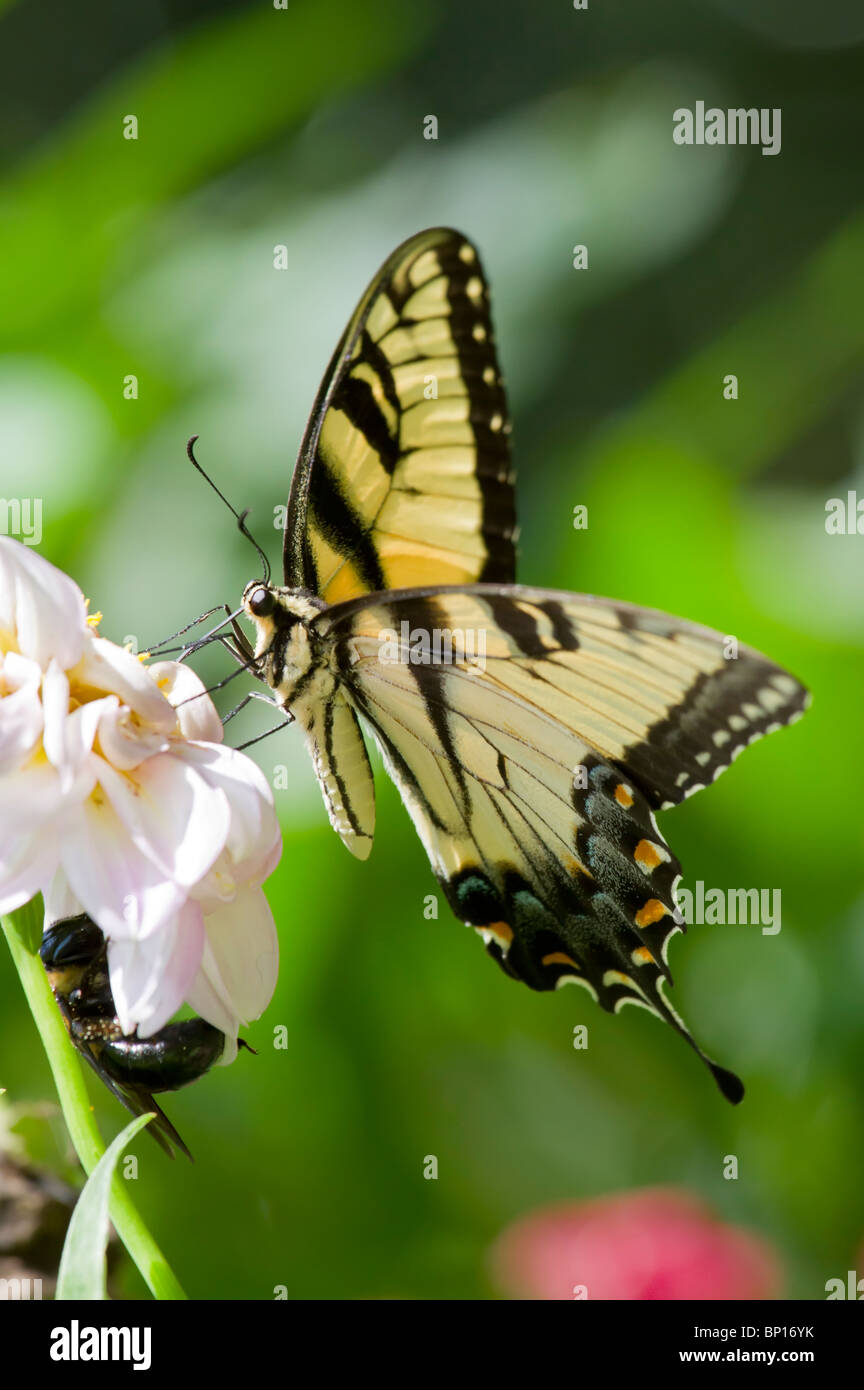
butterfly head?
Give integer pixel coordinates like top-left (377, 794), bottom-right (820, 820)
top-left (241, 581), bottom-right (327, 701)
top-left (242, 581), bottom-right (323, 626)
top-left (241, 580), bottom-right (279, 658)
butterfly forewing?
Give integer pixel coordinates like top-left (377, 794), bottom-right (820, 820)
top-left (283, 228), bottom-right (516, 605)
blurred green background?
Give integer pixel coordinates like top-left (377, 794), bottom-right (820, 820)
top-left (2, 0), bottom-right (863, 1299)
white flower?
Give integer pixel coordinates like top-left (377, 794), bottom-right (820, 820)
top-left (0, 536), bottom-right (281, 1055)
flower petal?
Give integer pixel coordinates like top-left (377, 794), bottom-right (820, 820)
top-left (43, 868), bottom-right (85, 925)
top-left (0, 757), bottom-right (95, 841)
top-left (109, 899), bottom-right (205, 1036)
top-left (71, 636), bottom-right (176, 732)
top-left (39, 660), bottom-right (71, 770)
top-left (58, 795), bottom-right (185, 939)
top-left (0, 652), bottom-right (42, 773)
top-left (95, 700), bottom-right (169, 770)
top-left (148, 661), bottom-right (224, 743)
top-left (0, 828), bottom-right (59, 915)
top-left (178, 742), bottom-right (281, 877)
top-left (185, 944), bottom-right (240, 1042)
top-left (42, 669), bottom-right (115, 799)
top-left (0, 537), bottom-right (89, 669)
top-left (200, 885), bottom-right (279, 1025)
top-left (95, 752), bottom-right (230, 889)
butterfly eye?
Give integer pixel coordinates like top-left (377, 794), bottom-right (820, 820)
top-left (249, 586), bottom-right (275, 618)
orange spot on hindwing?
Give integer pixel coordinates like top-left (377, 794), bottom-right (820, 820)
top-left (634, 839), bottom-right (663, 871)
top-left (635, 899), bottom-right (667, 928)
top-left (542, 951), bottom-right (578, 969)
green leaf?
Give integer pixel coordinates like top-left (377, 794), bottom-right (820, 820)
top-left (56, 1113), bottom-right (153, 1301)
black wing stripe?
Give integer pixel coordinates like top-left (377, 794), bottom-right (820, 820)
top-left (323, 697), bottom-right (363, 839)
top-left (330, 373), bottom-right (399, 477)
top-left (307, 464), bottom-right (386, 593)
top-left (359, 328), bottom-right (403, 424)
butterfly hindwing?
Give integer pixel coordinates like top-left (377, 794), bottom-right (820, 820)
top-left (315, 583), bottom-right (808, 1100)
top-left (283, 228), bottom-right (516, 605)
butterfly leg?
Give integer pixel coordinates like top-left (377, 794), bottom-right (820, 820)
top-left (224, 690), bottom-right (294, 750)
top-left (222, 690), bottom-right (287, 724)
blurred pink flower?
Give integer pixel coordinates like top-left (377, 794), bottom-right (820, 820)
top-left (490, 1188), bottom-right (782, 1300)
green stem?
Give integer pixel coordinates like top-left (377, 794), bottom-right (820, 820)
top-left (2, 898), bottom-right (187, 1300)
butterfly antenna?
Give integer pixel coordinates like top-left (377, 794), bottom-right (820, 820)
top-left (186, 436), bottom-right (271, 583)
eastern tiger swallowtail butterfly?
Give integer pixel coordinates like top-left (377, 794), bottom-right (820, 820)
top-left (234, 227), bottom-right (808, 1103)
